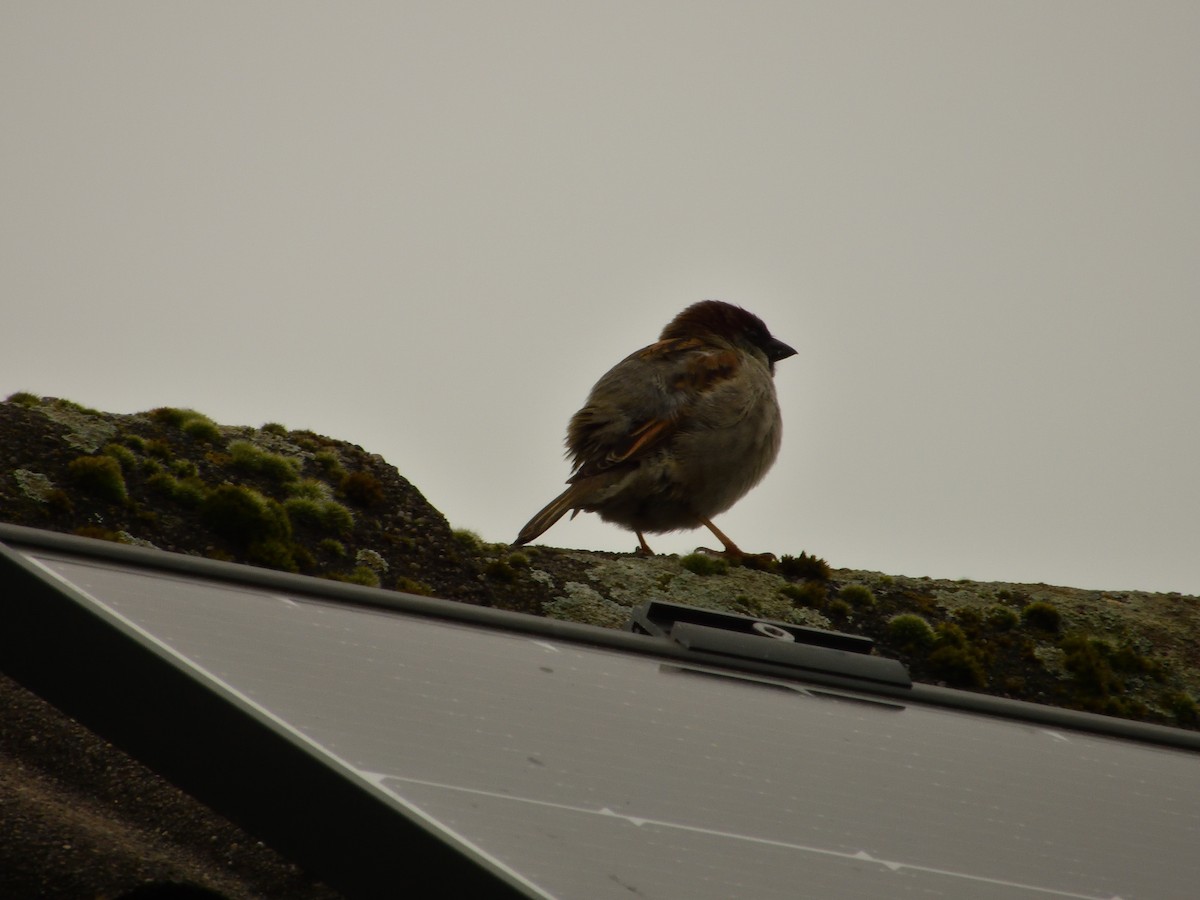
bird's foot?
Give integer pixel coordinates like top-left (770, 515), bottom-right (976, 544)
top-left (692, 545), bottom-right (777, 569)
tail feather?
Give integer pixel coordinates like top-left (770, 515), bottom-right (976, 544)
top-left (514, 485), bottom-right (585, 546)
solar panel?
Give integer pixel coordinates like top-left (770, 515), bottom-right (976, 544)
top-left (3, 529), bottom-right (1199, 899)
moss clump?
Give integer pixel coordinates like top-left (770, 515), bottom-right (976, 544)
top-left (46, 489), bottom-right (74, 515)
top-left (261, 422), bottom-right (288, 436)
top-left (201, 483), bottom-right (291, 547)
top-left (229, 440), bottom-right (301, 484)
top-left (6, 391), bottom-right (41, 407)
top-left (452, 529), bottom-right (484, 552)
top-left (144, 438), bottom-right (173, 461)
top-left (149, 407), bottom-right (191, 427)
top-left (313, 451), bottom-right (346, 480)
top-left (102, 443), bottom-right (138, 473)
top-left (326, 566), bottom-right (381, 588)
top-left (341, 470), bottom-right (385, 507)
top-left (67, 455), bottom-right (128, 504)
top-left (181, 416), bottom-right (221, 443)
top-left (887, 614), bottom-right (936, 653)
top-left (1021, 601), bottom-right (1062, 634)
top-left (147, 472), bottom-right (207, 507)
top-left (286, 478), bottom-right (332, 501)
top-left (985, 605), bottom-right (1020, 631)
top-left (170, 458), bottom-right (198, 478)
top-left (680, 553), bottom-right (728, 576)
top-left (395, 577), bottom-right (434, 596)
top-left (246, 538), bottom-right (299, 573)
top-left (150, 407), bottom-right (219, 439)
top-left (485, 558), bottom-right (519, 582)
top-left (1059, 634), bottom-right (1164, 711)
top-left (73, 525), bottom-right (123, 543)
top-left (780, 581), bottom-right (827, 608)
top-left (928, 623), bottom-right (987, 688)
top-left (284, 496), bottom-right (354, 536)
top-left (318, 538), bottom-right (346, 557)
top-left (1165, 692), bottom-right (1198, 727)
top-left (838, 584), bottom-right (875, 608)
top-left (779, 552), bottom-right (830, 581)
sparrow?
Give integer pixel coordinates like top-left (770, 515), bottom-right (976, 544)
top-left (514, 300), bottom-right (796, 556)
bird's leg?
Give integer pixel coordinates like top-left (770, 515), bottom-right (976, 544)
top-left (699, 518), bottom-right (743, 555)
top-left (698, 518), bottom-right (777, 564)
top-left (635, 531), bottom-right (655, 556)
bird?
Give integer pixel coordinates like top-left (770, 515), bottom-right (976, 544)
top-left (514, 300), bottom-right (796, 557)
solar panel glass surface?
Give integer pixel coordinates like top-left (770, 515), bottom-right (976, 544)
top-left (22, 549), bottom-right (1200, 899)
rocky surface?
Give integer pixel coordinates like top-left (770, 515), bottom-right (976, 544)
top-left (2, 393), bottom-right (1197, 896)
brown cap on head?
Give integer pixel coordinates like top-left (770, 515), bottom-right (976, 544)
top-left (661, 300), bottom-right (796, 365)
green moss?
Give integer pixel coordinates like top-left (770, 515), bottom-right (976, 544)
top-left (284, 496), bottom-right (354, 536)
top-left (144, 438), bottom-right (173, 461)
top-left (318, 538), bottom-right (346, 557)
top-left (887, 614), bottom-right (936, 653)
top-left (985, 605), bottom-right (1020, 631)
top-left (825, 599), bottom-right (852, 621)
top-left (149, 407), bottom-right (192, 427)
top-left (838, 584), bottom-right (875, 608)
top-left (150, 407), bottom-right (219, 435)
top-left (928, 643), bottom-right (988, 688)
top-left (506, 551), bottom-right (530, 569)
top-left (246, 539), bottom-right (300, 573)
top-left (287, 478), bottom-right (332, 501)
top-left (780, 581), bottom-right (827, 608)
top-left (73, 525), bottom-right (123, 543)
top-left (102, 443), bottom-right (138, 473)
top-left (261, 422), bottom-right (288, 436)
top-left (229, 440), bottom-right (301, 483)
top-left (1021, 601), bottom-right (1062, 633)
top-left (452, 529), bottom-right (484, 552)
top-left (485, 559), bottom-right (517, 582)
top-left (147, 472), bottom-right (207, 507)
top-left (1165, 691), bottom-right (1198, 727)
top-left (46, 489), bottom-right (74, 515)
top-left (395, 576), bottom-right (434, 596)
top-left (5, 391), bottom-right (41, 407)
top-left (1059, 634), bottom-right (1122, 700)
top-left (181, 416), bottom-right (221, 443)
top-left (680, 553), bottom-right (728, 576)
top-left (67, 455), bottom-right (128, 503)
top-left (313, 451), bottom-right (345, 479)
top-left (201, 483), bottom-right (291, 547)
top-left (778, 552), bottom-right (830, 581)
top-left (1059, 634), bottom-right (1165, 709)
top-left (341, 470), bottom-right (385, 507)
top-left (51, 398), bottom-right (100, 415)
top-left (170, 458), bottom-right (198, 478)
top-left (326, 566), bottom-right (381, 587)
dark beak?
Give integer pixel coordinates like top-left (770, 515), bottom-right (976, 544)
top-left (766, 337), bottom-right (797, 363)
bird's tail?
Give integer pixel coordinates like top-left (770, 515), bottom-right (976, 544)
top-left (513, 484), bottom-right (585, 547)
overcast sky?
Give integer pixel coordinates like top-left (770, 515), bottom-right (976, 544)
top-left (3, 3), bottom-right (1197, 594)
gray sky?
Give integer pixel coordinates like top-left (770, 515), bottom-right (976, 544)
top-left (3, 3), bottom-right (1197, 594)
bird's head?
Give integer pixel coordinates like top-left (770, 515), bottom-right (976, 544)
top-left (660, 300), bottom-right (797, 374)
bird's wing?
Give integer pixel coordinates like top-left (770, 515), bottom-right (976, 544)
top-left (565, 337), bottom-right (741, 481)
